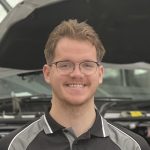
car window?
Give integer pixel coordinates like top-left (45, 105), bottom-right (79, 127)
top-left (96, 68), bottom-right (150, 100)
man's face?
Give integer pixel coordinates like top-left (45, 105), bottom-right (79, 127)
top-left (43, 37), bottom-right (104, 106)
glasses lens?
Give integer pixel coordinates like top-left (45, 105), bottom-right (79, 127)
top-left (80, 61), bottom-right (97, 75)
top-left (54, 61), bottom-right (99, 75)
top-left (57, 61), bottom-right (73, 74)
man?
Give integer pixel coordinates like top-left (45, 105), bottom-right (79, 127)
top-left (0, 19), bottom-right (149, 150)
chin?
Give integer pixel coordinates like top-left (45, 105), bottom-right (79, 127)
top-left (64, 96), bottom-right (92, 106)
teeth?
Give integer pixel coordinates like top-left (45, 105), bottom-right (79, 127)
top-left (67, 83), bottom-right (85, 88)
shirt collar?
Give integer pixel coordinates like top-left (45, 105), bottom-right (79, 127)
top-left (89, 110), bottom-right (105, 137)
top-left (78, 110), bottom-right (109, 140)
top-left (42, 107), bottom-right (110, 137)
top-left (45, 108), bottom-right (65, 133)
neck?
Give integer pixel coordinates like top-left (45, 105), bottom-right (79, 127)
top-left (49, 98), bottom-right (96, 137)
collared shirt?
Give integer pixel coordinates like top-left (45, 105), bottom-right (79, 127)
top-left (0, 109), bottom-right (150, 150)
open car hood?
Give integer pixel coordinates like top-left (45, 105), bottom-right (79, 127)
top-left (0, 0), bottom-right (150, 70)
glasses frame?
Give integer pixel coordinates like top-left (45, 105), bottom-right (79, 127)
top-left (49, 60), bottom-right (101, 75)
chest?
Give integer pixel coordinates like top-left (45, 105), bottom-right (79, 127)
top-left (27, 131), bottom-right (120, 150)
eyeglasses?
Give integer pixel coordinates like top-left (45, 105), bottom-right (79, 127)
top-left (49, 60), bottom-right (100, 75)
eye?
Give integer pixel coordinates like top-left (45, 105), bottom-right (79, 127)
top-left (57, 62), bottom-right (72, 70)
top-left (82, 62), bottom-right (95, 69)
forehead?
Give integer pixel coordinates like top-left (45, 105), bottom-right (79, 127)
top-left (54, 38), bottom-right (97, 61)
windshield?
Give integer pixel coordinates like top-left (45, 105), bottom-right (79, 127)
top-left (0, 68), bottom-right (150, 100)
top-left (96, 68), bottom-right (150, 100)
top-left (0, 71), bottom-right (51, 99)
top-left (97, 68), bottom-right (150, 100)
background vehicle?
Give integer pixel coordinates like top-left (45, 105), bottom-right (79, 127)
top-left (0, 0), bottom-right (150, 145)
top-left (0, 67), bottom-right (150, 145)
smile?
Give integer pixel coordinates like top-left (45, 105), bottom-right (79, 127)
top-left (65, 83), bottom-right (86, 88)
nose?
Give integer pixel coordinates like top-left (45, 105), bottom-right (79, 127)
top-left (70, 64), bottom-right (84, 77)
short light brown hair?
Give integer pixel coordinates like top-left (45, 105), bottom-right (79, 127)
top-left (44, 19), bottom-right (105, 63)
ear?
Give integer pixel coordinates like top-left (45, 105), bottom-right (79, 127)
top-left (43, 64), bottom-right (51, 84)
top-left (98, 65), bottom-right (104, 84)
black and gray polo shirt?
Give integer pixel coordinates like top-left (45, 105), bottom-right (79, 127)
top-left (0, 110), bottom-right (149, 150)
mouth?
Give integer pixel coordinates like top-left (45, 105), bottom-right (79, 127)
top-left (65, 83), bottom-right (86, 88)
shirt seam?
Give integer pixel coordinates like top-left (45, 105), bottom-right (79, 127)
top-left (8, 118), bottom-right (41, 150)
top-left (107, 122), bottom-right (142, 150)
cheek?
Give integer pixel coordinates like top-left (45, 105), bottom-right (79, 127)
top-left (50, 73), bottom-right (64, 86)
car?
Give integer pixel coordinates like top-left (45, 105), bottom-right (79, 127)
top-left (0, 0), bottom-right (150, 145)
top-left (0, 66), bottom-right (150, 144)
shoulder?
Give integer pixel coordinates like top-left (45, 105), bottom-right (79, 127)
top-left (0, 117), bottom-right (42, 150)
top-left (106, 120), bottom-right (150, 150)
